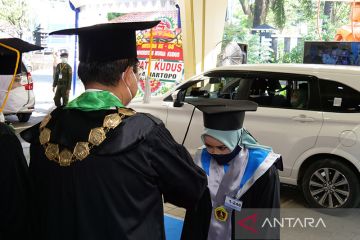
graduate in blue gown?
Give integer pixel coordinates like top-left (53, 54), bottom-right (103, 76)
top-left (181, 99), bottom-right (282, 240)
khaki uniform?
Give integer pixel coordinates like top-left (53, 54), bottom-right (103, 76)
top-left (53, 63), bottom-right (72, 106)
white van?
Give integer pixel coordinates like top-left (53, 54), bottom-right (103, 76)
top-left (0, 61), bottom-right (35, 122)
top-left (129, 64), bottom-right (360, 208)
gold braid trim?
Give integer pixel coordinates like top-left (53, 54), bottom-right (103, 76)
top-left (39, 108), bottom-right (136, 166)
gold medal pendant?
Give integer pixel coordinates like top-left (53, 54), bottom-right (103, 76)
top-left (73, 142), bottom-right (90, 161)
top-left (214, 206), bottom-right (229, 222)
top-left (39, 128), bottom-right (51, 145)
top-left (88, 127), bottom-right (106, 146)
top-left (103, 113), bottom-right (122, 129)
top-left (118, 108), bottom-right (135, 117)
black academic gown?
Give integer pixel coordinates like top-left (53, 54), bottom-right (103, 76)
top-left (0, 123), bottom-right (30, 240)
top-left (20, 108), bottom-right (207, 240)
top-left (181, 160), bottom-right (282, 240)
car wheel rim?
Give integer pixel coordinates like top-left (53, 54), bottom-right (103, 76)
top-left (308, 168), bottom-right (350, 208)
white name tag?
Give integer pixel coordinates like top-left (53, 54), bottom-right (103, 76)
top-left (59, 74), bottom-right (63, 79)
top-left (224, 196), bottom-right (243, 212)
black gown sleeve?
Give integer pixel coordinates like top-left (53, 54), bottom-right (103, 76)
top-left (0, 124), bottom-right (30, 240)
top-left (243, 164), bottom-right (281, 208)
top-left (236, 164), bottom-right (281, 240)
top-left (147, 123), bottom-right (208, 209)
top-left (181, 187), bottom-right (212, 240)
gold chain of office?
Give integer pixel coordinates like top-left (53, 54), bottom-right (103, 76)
top-left (38, 108), bottom-right (136, 167)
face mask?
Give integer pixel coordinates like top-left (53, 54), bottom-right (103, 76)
top-left (209, 145), bottom-right (242, 165)
top-left (61, 57), bottom-right (67, 63)
top-left (122, 72), bottom-right (133, 100)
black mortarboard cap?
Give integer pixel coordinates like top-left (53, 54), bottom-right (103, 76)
top-left (0, 38), bottom-right (43, 54)
top-left (186, 99), bottom-right (258, 130)
top-left (50, 21), bottom-right (160, 63)
top-left (0, 38), bottom-right (43, 74)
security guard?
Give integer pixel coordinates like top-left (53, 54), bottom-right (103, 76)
top-left (53, 51), bottom-right (72, 106)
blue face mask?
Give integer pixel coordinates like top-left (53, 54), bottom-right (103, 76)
top-left (209, 145), bottom-right (242, 165)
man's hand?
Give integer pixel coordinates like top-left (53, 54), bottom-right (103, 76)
top-left (53, 87), bottom-right (56, 92)
top-left (66, 90), bottom-right (70, 95)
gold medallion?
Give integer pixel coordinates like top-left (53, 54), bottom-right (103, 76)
top-left (103, 113), bottom-right (122, 129)
top-left (118, 108), bottom-right (136, 117)
top-left (214, 206), bottom-right (229, 222)
top-left (39, 128), bottom-right (51, 145)
top-left (45, 143), bottom-right (59, 161)
top-left (73, 142), bottom-right (90, 161)
top-left (59, 149), bottom-right (73, 166)
top-left (40, 114), bottom-right (51, 129)
top-left (39, 107), bottom-right (136, 167)
top-left (88, 127), bottom-right (106, 146)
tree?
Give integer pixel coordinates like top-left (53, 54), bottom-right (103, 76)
top-left (0, 0), bottom-right (30, 38)
top-left (107, 12), bottom-right (125, 21)
top-left (238, 0), bottom-right (285, 29)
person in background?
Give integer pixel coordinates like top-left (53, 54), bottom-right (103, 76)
top-left (53, 51), bottom-right (72, 107)
top-left (0, 121), bottom-right (30, 240)
top-left (290, 84), bottom-right (308, 109)
top-left (181, 99), bottom-right (282, 240)
top-left (21, 21), bottom-right (207, 240)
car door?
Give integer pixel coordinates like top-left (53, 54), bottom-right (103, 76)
top-left (242, 72), bottom-right (324, 178)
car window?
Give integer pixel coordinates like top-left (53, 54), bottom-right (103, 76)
top-left (319, 80), bottom-right (360, 113)
top-left (183, 77), bottom-right (244, 101)
top-left (179, 72), bottom-right (321, 111)
top-left (247, 75), bottom-right (315, 110)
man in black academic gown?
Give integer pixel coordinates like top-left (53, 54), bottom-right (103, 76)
top-left (181, 99), bottom-right (282, 240)
top-left (20, 21), bottom-right (207, 240)
top-left (0, 37), bottom-right (43, 240)
top-left (0, 122), bottom-right (30, 240)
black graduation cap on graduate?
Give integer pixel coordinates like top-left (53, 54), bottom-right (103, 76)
top-left (186, 98), bottom-right (258, 131)
top-left (0, 38), bottom-right (43, 74)
top-left (50, 21), bottom-right (160, 63)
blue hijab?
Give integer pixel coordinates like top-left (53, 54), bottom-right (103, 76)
top-left (201, 128), bottom-right (272, 151)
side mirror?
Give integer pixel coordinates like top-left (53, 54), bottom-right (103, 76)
top-left (172, 89), bottom-right (184, 107)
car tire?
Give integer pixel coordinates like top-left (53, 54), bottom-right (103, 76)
top-left (17, 113), bottom-right (31, 122)
top-left (302, 158), bottom-right (360, 208)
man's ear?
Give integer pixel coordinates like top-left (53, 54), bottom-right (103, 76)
top-left (122, 66), bottom-right (132, 86)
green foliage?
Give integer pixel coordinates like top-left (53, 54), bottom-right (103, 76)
top-left (271, 0), bottom-right (286, 30)
top-left (0, 0), bottom-right (30, 38)
top-left (247, 34), bottom-right (275, 63)
top-left (222, 14), bottom-right (250, 50)
top-left (277, 42), bottom-right (304, 63)
top-left (107, 12), bottom-right (125, 21)
top-left (224, 0), bottom-right (353, 64)
top-left (299, 0), bottom-right (315, 20)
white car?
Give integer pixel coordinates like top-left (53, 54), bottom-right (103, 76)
top-left (0, 62), bottom-right (35, 122)
top-left (129, 64), bottom-right (360, 208)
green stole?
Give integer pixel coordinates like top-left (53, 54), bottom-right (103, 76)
top-left (66, 90), bottom-right (124, 111)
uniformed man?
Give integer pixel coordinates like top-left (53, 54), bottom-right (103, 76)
top-left (20, 21), bottom-right (207, 240)
top-left (53, 51), bottom-right (72, 106)
top-left (181, 99), bottom-right (282, 240)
